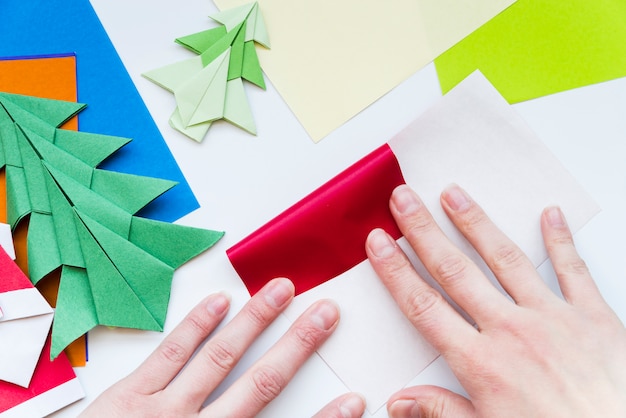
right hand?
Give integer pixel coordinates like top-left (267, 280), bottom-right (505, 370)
top-left (367, 184), bottom-right (626, 418)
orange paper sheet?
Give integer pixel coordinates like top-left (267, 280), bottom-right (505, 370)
top-left (0, 54), bottom-right (87, 366)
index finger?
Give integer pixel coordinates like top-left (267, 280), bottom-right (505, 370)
top-left (366, 227), bottom-right (476, 354)
top-left (124, 292), bottom-right (231, 395)
top-left (202, 300), bottom-right (340, 418)
top-left (388, 185), bottom-right (511, 325)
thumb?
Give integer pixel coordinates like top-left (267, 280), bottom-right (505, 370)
top-left (387, 385), bottom-right (475, 418)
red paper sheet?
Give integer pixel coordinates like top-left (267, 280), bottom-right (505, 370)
top-left (227, 144), bottom-right (405, 296)
top-left (0, 246), bottom-right (83, 415)
top-left (0, 337), bottom-right (81, 415)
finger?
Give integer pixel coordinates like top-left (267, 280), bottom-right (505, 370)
top-left (124, 292), bottom-right (231, 394)
top-left (202, 300), bottom-right (340, 418)
top-left (541, 206), bottom-right (604, 308)
top-left (312, 393), bottom-right (366, 418)
top-left (366, 227), bottom-right (476, 354)
top-left (388, 385), bottom-right (475, 418)
top-left (389, 185), bottom-right (510, 324)
top-left (440, 184), bottom-right (555, 307)
top-left (168, 278), bottom-right (294, 408)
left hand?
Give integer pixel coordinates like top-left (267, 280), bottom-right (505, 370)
top-left (80, 278), bottom-right (366, 417)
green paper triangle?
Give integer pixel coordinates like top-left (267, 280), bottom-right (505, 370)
top-left (176, 49), bottom-right (230, 127)
top-left (91, 169), bottom-right (176, 215)
top-left (169, 108), bottom-right (212, 142)
top-left (175, 26), bottom-right (227, 54)
top-left (242, 41), bottom-right (266, 89)
top-left (0, 108), bottom-right (13, 168)
top-left (74, 210), bottom-right (163, 330)
top-left (210, 2), bottom-right (255, 32)
top-left (0, 99), bottom-right (57, 141)
top-left (23, 125), bottom-right (93, 187)
top-left (244, 3), bottom-right (258, 42)
top-left (15, 127), bottom-right (51, 214)
top-left (142, 56), bottom-right (204, 93)
top-left (228, 20), bottom-right (247, 80)
top-left (76, 209), bottom-right (174, 328)
top-left (0, 118), bottom-right (22, 168)
top-left (200, 22), bottom-right (241, 67)
top-left (250, 2), bottom-right (270, 48)
top-left (130, 216), bottom-right (224, 269)
top-left (45, 170), bottom-right (85, 269)
top-left (50, 266), bottom-right (98, 360)
top-left (0, 92), bottom-right (86, 128)
top-left (54, 129), bottom-right (131, 168)
top-left (44, 162), bottom-right (132, 238)
top-left (5, 165), bottom-right (31, 228)
top-left (224, 78), bottom-right (257, 134)
top-left (27, 212), bottom-right (62, 285)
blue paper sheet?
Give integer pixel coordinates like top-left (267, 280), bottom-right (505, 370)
top-left (0, 0), bottom-right (199, 222)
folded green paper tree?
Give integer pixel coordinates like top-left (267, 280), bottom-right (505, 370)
top-left (0, 91), bottom-right (224, 359)
top-left (143, 1), bottom-right (270, 142)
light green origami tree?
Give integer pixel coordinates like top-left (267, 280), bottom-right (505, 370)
top-left (143, 2), bottom-right (270, 142)
top-left (0, 91), bottom-right (224, 359)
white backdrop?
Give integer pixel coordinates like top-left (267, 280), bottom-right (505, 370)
top-left (50, 1), bottom-right (626, 416)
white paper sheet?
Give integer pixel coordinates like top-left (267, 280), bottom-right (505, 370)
top-left (284, 72), bottom-right (599, 411)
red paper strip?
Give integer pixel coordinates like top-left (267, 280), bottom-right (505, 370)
top-left (227, 144), bottom-right (405, 296)
top-left (0, 247), bottom-right (31, 292)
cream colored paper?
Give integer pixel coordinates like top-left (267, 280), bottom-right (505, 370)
top-left (214, 0), bottom-right (516, 141)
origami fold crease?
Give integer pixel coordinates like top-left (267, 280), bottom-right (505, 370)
top-left (0, 91), bottom-right (224, 359)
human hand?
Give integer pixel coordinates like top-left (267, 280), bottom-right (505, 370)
top-left (366, 184), bottom-right (626, 418)
top-left (80, 278), bottom-right (365, 418)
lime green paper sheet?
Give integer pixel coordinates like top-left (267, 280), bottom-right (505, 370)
top-left (143, 2), bottom-right (269, 142)
top-left (0, 92), bottom-right (224, 359)
top-left (435, 0), bottom-right (626, 103)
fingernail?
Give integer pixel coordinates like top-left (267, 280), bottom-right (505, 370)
top-left (310, 300), bottom-right (339, 331)
top-left (393, 184), bottom-right (421, 215)
top-left (389, 399), bottom-right (420, 418)
top-left (339, 393), bottom-right (366, 418)
top-left (443, 184), bottom-right (471, 212)
top-left (545, 206), bottom-right (566, 227)
top-left (368, 228), bottom-right (396, 258)
top-left (207, 292), bottom-right (230, 316)
top-left (265, 278), bottom-right (294, 308)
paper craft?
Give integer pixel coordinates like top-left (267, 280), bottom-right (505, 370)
top-left (0, 337), bottom-right (84, 418)
top-left (435, 0), bottom-right (626, 103)
top-left (228, 72), bottom-right (599, 410)
top-left (143, 2), bottom-right (269, 141)
top-left (213, 0), bottom-right (516, 142)
top-left (0, 91), bottom-right (225, 359)
top-left (0, 53), bottom-right (87, 366)
top-left (0, 0), bottom-right (199, 222)
top-left (0, 243), bottom-right (83, 416)
top-left (228, 145), bottom-right (405, 296)
top-left (0, 246), bottom-right (53, 388)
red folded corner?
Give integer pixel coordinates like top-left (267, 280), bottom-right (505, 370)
top-left (227, 144), bottom-right (405, 296)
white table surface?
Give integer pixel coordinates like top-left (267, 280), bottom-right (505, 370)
top-left (52, 1), bottom-right (626, 416)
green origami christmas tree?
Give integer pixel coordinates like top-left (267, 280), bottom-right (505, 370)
top-left (143, 1), bottom-right (270, 142)
top-left (0, 91), bottom-right (224, 359)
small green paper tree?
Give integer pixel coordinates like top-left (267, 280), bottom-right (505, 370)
top-left (143, 1), bottom-right (270, 142)
top-left (0, 91), bottom-right (224, 359)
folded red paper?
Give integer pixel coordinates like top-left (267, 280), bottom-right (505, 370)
top-left (227, 144), bottom-right (405, 296)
